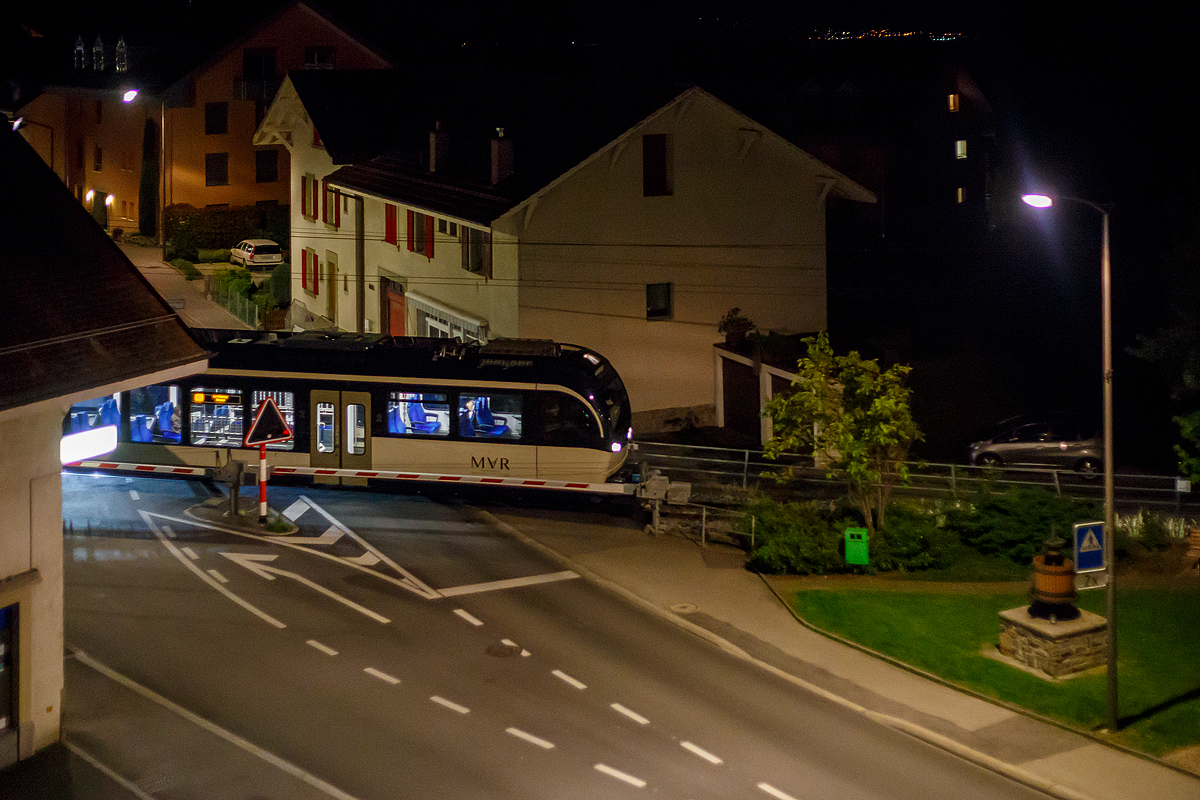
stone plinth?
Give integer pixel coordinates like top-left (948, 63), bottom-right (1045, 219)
top-left (997, 606), bottom-right (1108, 677)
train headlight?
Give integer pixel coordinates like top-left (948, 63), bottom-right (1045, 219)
top-left (611, 442), bottom-right (623, 453)
top-left (626, 427), bottom-right (633, 441)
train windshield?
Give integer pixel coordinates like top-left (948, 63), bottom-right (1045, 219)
top-left (593, 367), bottom-right (631, 440)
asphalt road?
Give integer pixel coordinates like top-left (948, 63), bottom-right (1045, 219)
top-left (62, 473), bottom-right (1052, 799)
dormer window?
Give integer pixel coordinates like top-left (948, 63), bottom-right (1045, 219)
top-left (74, 36), bottom-right (86, 69)
top-left (948, 93), bottom-right (960, 112)
top-left (304, 46), bottom-right (336, 70)
top-left (116, 37), bottom-right (128, 72)
top-left (93, 36), bottom-right (104, 71)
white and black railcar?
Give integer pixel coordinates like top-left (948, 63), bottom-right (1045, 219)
top-left (65, 330), bottom-right (633, 486)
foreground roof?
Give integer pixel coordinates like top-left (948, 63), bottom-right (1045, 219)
top-left (0, 127), bottom-right (208, 416)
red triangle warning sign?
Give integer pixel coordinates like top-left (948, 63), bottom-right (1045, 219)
top-left (244, 397), bottom-right (293, 447)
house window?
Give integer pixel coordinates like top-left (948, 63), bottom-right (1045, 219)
top-left (243, 48), bottom-right (276, 81)
top-left (384, 203), bottom-right (398, 245)
top-left (437, 218), bottom-right (457, 236)
top-left (301, 174), bottom-right (318, 219)
top-left (948, 93), bottom-right (960, 112)
top-left (955, 140), bottom-right (967, 159)
top-left (407, 210), bottom-right (434, 257)
top-left (646, 283), bottom-right (672, 320)
top-left (462, 227), bottom-right (491, 277)
top-left (304, 46), bottom-right (336, 69)
top-left (255, 149), bottom-right (278, 183)
top-left (322, 180), bottom-right (341, 227)
top-left (956, 187), bottom-right (965, 204)
top-left (93, 144), bottom-right (103, 172)
top-left (301, 248), bottom-right (319, 296)
top-left (642, 133), bottom-right (672, 196)
top-left (205, 102), bottom-right (228, 135)
top-left (205, 153), bottom-right (229, 186)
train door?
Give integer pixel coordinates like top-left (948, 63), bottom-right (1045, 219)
top-left (310, 389), bottom-right (371, 486)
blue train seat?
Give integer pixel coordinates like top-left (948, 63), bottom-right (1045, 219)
top-left (406, 403), bottom-right (441, 433)
top-left (388, 405), bottom-right (407, 434)
top-left (458, 407), bottom-right (474, 438)
top-left (473, 397), bottom-right (508, 437)
top-left (155, 401), bottom-right (181, 443)
top-left (100, 398), bottom-right (120, 426)
top-left (131, 415), bottom-right (152, 442)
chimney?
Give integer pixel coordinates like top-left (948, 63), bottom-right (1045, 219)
top-left (491, 127), bottom-right (513, 185)
top-left (429, 121), bottom-right (448, 173)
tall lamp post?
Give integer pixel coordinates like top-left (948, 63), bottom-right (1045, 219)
top-left (1022, 192), bottom-right (1117, 732)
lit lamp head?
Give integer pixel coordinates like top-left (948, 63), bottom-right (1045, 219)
top-left (1022, 194), bottom-right (1054, 208)
top-left (122, 89), bottom-right (138, 103)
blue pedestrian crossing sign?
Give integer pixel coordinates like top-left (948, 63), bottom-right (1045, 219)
top-left (1074, 522), bottom-right (1105, 573)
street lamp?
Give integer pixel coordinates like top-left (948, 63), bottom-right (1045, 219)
top-left (1022, 192), bottom-right (1117, 732)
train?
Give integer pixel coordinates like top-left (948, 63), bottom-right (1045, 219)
top-left (63, 329), bottom-right (634, 488)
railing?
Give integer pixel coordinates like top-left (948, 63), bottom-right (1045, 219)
top-left (631, 441), bottom-right (1198, 514)
top-left (211, 282), bottom-right (260, 329)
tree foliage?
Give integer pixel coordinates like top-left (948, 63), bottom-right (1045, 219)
top-left (763, 333), bottom-right (922, 538)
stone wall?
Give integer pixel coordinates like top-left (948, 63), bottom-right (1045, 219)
top-left (998, 607), bottom-right (1107, 677)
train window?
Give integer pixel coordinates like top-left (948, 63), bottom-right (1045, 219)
top-left (458, 393), bottom-right (522, 440)
top-left (252, 390), bottom-right (295, 451)
top-left (64, 393), bottom-right (120, 435)
top-left (386, 392), bottom-right (449, 437)
top-left (189, 388), bottom-right (244, 448)
top-left (540, 393), bottom-right (598, 447)
top-left (347, 404), bottom-right (366, 454)
top-left (130, 384), bottom-right (182, 444)
top-left (316, 402), bottom-right (336, 452)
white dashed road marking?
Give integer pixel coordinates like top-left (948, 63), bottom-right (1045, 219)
top-left (453, 608), bottom-right (484, 627)
top-left (594, 764), bottom-right (646, 788)
top-left (181, 547), bottom-right (199, 560)
top-left (206, 569), bottom-right (228, 584)
top-left (306, 640), bottom-right (338, 656)
top-left (506, 727), bottom-right (554, 749)
top-left (758, 782), bottom-right (799, 800)
top-left (681, 741), bottom-right (723, 764)
top-left (364, 667), bottom-right (400, 685)
top-left (552, 670), bottom-right (586, 690)
top-left (129, 490), bottom-right (139, 501)
top-left (611, 704), bottom-right (649, 725)
top-left (430, 696), bottom-right (470, 714)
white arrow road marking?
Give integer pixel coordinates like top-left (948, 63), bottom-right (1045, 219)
top-left (552, 669), bottom-right (586, 690)
top-left (681, 741), bottom-right (723, 764)
top-left (506, 728), bottom-right (554, 749)
top-left (162, 510), bottom-right (437, 600)
top-left (438, 570), bottom-right (579, 597)
top-left (594, 764), bottom-right (646, 788)
top-left (430, 696), bottom-right (470, 714)
top-left (611, 704), bottom-right (649, 725)
top-left (140, 511), bottom-right (286, 629)
top-left (758, 783), bottom-right (799, 800)
top-left (220, 552), bottom-right (390, 623)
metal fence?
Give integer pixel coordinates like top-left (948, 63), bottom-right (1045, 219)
top-left (630, 441), bottom-right (1198, 515)
top-left (211, 282), bottom-right (260, 329)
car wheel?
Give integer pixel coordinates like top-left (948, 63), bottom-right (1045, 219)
top-left (976, 453), bottom-right (1003, 469)
top-left (1075, 458), bottom-right (1101, 478)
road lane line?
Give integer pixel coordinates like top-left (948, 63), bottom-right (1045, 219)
top-left (181, 546), bottom-right (199, 560)
top-left (364, 667), bottom-right (400, 685)
top-left (220, 553), bottom-right (391, 624)
top-left (506, 728), bottom-right (554, 749)
top-left (430, 696), bottom-right (470, 714)
top-left (140, 511), bottom-right (286, 629)
top-left (161, 525), bottom-right (176, 538)
top-left (128, 490), bottom-right (140, 501)
top-left (594, 764), bottom-right (646, 788)
top-left (206, 569), bottom-right (228, 584)
top-left (454, 608), bottom-right (484, 627)
top-left (438, 570), bottom-right (579, 597)
top-left (758, 783), bottom-right (799, 800)
top-left (552, 669), bottom-right (586, 690)
top-left (681, 741), bottom-right (723, 764)
top-left (611, 704), bottom-right (649, 725)
top-left (306, 640), bottom-right (338, 656)
top-left (64, 740), bottom-right (157, 800)
top-left (72, 650), bottom-right (361, 800)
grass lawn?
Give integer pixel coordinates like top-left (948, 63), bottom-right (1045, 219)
top-left (792, 583), bottom-right (1200, 756)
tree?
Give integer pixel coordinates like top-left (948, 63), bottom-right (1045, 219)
top-left (138, 118), bottom-right (158, 238)
top-left (763, 332), bottom-right (922, 538)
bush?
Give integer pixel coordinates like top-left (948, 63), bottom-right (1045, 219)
top-left (110, 227), bottom-right (124, 241)
top-left (948, 487), bottom-right (1101, 565)
top-left (742, 499), bottom-right (844, 575)
top-left (170, 258), bottom-right (201, 280)
top-left (164, 203), bottom-right (289, 262)
top-left (1140, 513), bottom-right (1174, 551)
top-left (263, 262), bottom-right (291, 309)
top-left (197, 248), bottom-right (232, 263)
top-left (875, 502), bottom-right (959, 571)
top-left (212, 266), bottom-right (253, 298)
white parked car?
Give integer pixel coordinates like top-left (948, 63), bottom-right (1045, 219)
top-left (230, 239), bottom-right (283, 270)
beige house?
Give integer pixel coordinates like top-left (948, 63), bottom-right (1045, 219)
top-left (0, 130), bottom-right (207, 769)
top-left (257, 75), bottom-right (874, 430)
top-left (16, 1), bottom-right (389, 234)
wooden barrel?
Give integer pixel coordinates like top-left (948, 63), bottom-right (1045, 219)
top-left (1031, 554), bottom-right (1076, 605)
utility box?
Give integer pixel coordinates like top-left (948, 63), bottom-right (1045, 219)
top-left (845, 527), bottom-right (869, 566)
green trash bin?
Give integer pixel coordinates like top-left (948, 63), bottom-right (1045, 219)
top-left (845, 527), bottom-right (869, 566)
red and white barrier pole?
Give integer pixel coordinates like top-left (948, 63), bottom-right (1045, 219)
top-left (258, 443), bottom-right (268, 523)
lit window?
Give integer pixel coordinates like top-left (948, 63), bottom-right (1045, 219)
top-left (955, 140), bottom-right (967, 159)
top-left (252, 390), bottom-right (295, 451)
top-left (948, 93), bottom-right (960, 112)
top-left (956, 187), bottom-right (965, 204)
top-left (387, 392), bottom-right (450, 437)
top-left (188, 388), bottom-right (244, 448)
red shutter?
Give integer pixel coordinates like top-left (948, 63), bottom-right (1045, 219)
top-left (385, 204), bottom-right (397, 244)
top-left (321, 180), bottom-right (328, 223)
top-left (300, 176), bottom-right (308, 217)
top-left (311, 179), bottom-right (319, 218)
top-left (334, 190), bottom-right (341, 228)
top-left (406, 209), bottom-right (414, 252)
top-left (312, 252), bottom-right (319, 296)
top-left (426, 214), bottom-right (435, 259)
top-left (483, 230), bottom-right (492, 279)
top-left (301, 249), bottom-right (308, 291)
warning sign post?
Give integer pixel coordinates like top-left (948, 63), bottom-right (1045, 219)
top-left (244, 397), bottom-right (293, 523)
top-left (1074, 521), bottom-right (1107, 591)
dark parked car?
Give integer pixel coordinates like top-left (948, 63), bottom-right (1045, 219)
top-left (968, 414), bottom-right (1103, 475)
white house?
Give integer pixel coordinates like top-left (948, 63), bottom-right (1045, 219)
top-left (255, 73), bottom-right (874, 431)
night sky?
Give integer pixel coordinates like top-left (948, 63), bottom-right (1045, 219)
top-left (10, 1), bottom-right (1196, 468)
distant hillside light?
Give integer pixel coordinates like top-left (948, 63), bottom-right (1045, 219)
top-left (123, 89), bottom-right (138, 103)
top-left (1022, 194), bottom-right (1053, 208)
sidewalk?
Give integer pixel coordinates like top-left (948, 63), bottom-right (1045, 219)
top-left (118, 242), bottom-right (251, 330)
top-left (481, 504), bottom-right (1200, 800)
